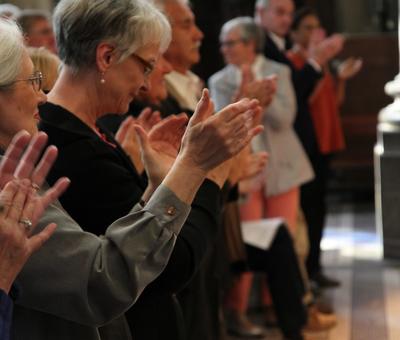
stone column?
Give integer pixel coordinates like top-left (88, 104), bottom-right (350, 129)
top-left (374, 0), bottom-right (400, 259)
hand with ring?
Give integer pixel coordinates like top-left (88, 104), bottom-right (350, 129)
top-left (0, 178), bottom-right (57, 294)
top-left (0, 130), bottom-right (71, 226)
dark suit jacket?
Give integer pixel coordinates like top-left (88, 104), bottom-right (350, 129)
top-left (39, 102), bottom-right (222, 340)
top-left (264, 35), bottom-right (321, 156)
top-left (0, 289), bottom-right (12, 340)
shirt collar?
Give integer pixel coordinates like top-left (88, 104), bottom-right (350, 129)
top-left (165, 70), bottom-right (203, 111)
top-left (269, 31), bottom-right (286, 52)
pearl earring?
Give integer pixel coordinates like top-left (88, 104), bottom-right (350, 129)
top-left (100, 73), bottom-right (105, 84)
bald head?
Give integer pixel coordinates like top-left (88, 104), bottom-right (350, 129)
top-left (255, 0), bottom-right (294, 37)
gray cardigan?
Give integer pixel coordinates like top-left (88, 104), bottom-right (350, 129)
top-left (11, 184), bottom-right (190, 340)
top-left (209, 55), bottom-right (314, 196)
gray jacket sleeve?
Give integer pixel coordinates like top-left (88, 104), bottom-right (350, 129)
top-left (264, 64), bottom-right (297, 131)
top-left (15, 184), bottom-right (190, 327)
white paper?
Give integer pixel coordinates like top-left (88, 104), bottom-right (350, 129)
top-left (241, 218), bottom-right (284, 250)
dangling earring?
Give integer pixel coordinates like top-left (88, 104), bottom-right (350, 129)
top-left (100, 72), bottom-right (106, 84)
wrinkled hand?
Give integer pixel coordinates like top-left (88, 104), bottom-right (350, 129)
top-left (0, 131), bottom-right (70, 226)
top-left (134, 113), bottom-right (189, 188)
top-left (338, 57), bottom-right (363, 80)
top-left (310, 32), bottom-right (344, 67)
top-left (179, 89), bottom-right (263, 173)
top-left (116, 116), bottom-right (143, 173)
top-left (229, 146), bottom-right (268, 185)
top-left (136, 107), bottom-right (162, 132)
top-left (234, 66), bottom-right (277, 110)
top-left (0, 130), bottom-right (72, 293)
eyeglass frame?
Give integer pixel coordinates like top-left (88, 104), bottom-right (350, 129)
top-left (220, 38), bottom-right (246, 48)
top-left (0, 71), bottom-right (44, 92)
top-left (130, 53), bottom-right (155, 77)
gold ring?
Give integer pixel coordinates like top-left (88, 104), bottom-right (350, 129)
top-left (19, 218), bottom-right (33, 231)
top-left (31, 183), bottom-right (40, 191)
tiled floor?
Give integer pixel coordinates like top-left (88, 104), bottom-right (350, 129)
top-left (227, 202), bottom-right (400, 340)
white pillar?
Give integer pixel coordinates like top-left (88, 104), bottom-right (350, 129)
top-left (374, 0), bottom-right (400, 259)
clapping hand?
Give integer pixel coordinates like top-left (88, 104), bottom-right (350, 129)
top-left (338, 57), bottom-right (363, 80)
top-left (0, 131), bottom-right (70, 226)
top-left (134, 113), bottom-right (189, 188)
top-left (234, 65), bottom-right (277, 110)
top-left (0, 131), bottom-right (70, 293)
top-left (178, 88), bottom-right (263, 173)
top-left (309, 29), bottom-right (344, 67)
top-left (116, 108), bottom-right (162, 173)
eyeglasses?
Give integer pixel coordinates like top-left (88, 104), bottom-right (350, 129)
top-left (220, 39), bottom-right (245, 48)
top-left (131, 53), bottom-right (155, 77)
top-left (8, 71), bottom-right (43, 92)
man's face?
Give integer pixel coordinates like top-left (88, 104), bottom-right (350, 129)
top-left (163, 1), bottom-right (204, 72)
top-left (259, 0), bottom-right (294, 37)
top-left (26, 18), bottom-right (57, 54)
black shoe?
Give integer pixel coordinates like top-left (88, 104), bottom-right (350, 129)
top-left (311, 272), bottom-right (340, 289)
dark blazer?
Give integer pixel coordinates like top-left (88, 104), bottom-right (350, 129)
top-left (0, 289), bottom-right (12, 340)
top-left (39, 103), bottom-right (222, 340)
top-left (264, 35), bottom-right (321, 156)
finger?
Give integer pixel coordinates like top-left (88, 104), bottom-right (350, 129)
top-left (7, 178), bottom-right (29, 221)
top-left (0, 130), bottom-right (31, 188)
top-left (14, 132), bottom-right (48, 180)
top-left (233, 124), bottom-right (264, 156)
top-left (138, 107), bottom-right (152, 122)
top-left (115, 116), bottom-right (134, 143)
top-left (216, 98), bottom-right (251, 122)
top-left (0, 180), bottom-right (19, 217)
top-left (133, 125), bottom-right (150, 153)
top-left (189, 88), bottom-right (212, 126)
top-left (28, 223), bottom-right (57, 254)
top-left (31, 177), bottom-right (70, 225)
top-left (20, 188), bottom-right (36, 235)
top-left (30, 145), bottom-right (58, 188)
top-left (148, 111), bottom-right (162, 127)
top-left (38, 177), bottom-right (70, 211)
top-left (124, 120), bottom-right (139, 143)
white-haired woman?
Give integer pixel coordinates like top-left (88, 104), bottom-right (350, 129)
top-left (0, 14), bottom-right (261, 340)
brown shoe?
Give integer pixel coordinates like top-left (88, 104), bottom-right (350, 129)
top-left (225, 310), bottom-right (265, 338)
top-left (303, 305), bottom-right (337, 333)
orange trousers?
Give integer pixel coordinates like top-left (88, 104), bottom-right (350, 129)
top-left (225, 187), bottom-right (299, 312)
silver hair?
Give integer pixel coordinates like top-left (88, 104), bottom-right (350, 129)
top-left (0, 18), bottom-right (25, 90)
top-left (255, 0), bottom-right (270, 9)
top-left (220, 16), bottom-right (265, 53)
top-left (53, 0), bottom-right (171, 72)
top-left (0, 4), bottom-right (21, 20)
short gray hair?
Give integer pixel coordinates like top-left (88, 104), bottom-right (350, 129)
top-left (220, 17), bottom-right (265, 53)
top-left (255, 0), bottom-right (270, 9)
top-left (0, 4), bottom-right (21, 20)
top-left (53, 0), bottom-right (171, 72)
top-left (0, 18), bottom-right (25, 90)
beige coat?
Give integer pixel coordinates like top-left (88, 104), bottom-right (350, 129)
top-left (209, 55), bottom-right (314, 196)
